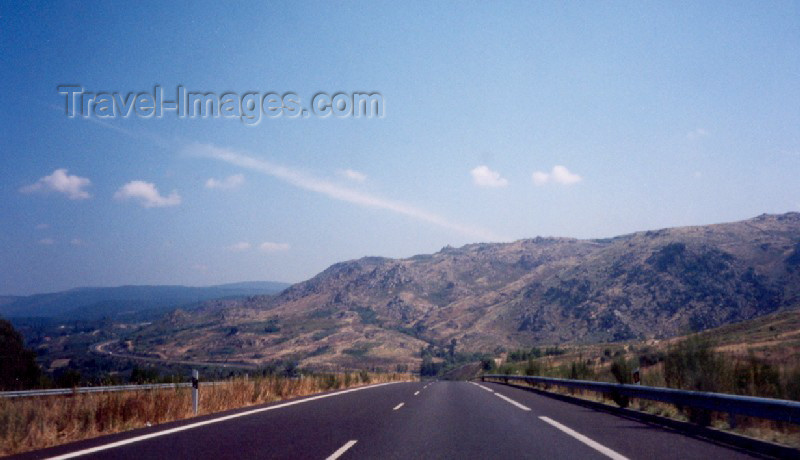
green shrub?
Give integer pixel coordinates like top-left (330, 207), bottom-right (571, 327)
top-left (525, 358), bottom-right (541, 376)
top-left (321, 374), bottom-right (340, 390)
top-left (733, 354), bottom-right (781, 398)
top-left (663, 337), bottom-right (728, 425)
top-left (610, 357), bottom-right (633, 385)
top-left (664, 337), bottom-right (725, 393)
top-left (784, 368), bottom-right (800, 401)
top-left (569, 359), bottom-right (593, 380)
top-left (609, 356), bottom-right (633, 408)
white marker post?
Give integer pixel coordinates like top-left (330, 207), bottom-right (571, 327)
top-left (191, 370), bottom-right (199, 415)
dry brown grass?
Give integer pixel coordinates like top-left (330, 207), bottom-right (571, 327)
top-left (0, 372), bottom-right (413, 457)
top-left (490, 378), bottom-right (800, 449)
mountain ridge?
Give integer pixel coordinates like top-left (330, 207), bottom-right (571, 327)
top-left (111, 213), bottom-right (800, 370)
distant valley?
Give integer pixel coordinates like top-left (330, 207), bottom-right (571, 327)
top-left (0, 281), bottom-right (291, 321)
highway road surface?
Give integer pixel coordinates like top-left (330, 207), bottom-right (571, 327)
top-left (15, 381), bottom-right (767, 459)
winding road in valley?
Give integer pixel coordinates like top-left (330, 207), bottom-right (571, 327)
top-left (90, 340), bottom-right (259, 370)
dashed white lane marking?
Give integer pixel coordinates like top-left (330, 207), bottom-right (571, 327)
top-left (44, 382), bottom-right (399, 460)
top-left (326, 440), bottom-right (358, 460)
top-left (470, 382), bottom-right (494, 392)
top-left (414, 391), bottom-right (420, 396)
top-left (393, 402), bottom-right (405, 410)
top-left (539, 416), bottom-right (629, 460)
top-left (493, 392), bottom-right (531, 411)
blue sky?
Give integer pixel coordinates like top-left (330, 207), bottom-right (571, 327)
top-left (1, 1), bottom-right (798, 295)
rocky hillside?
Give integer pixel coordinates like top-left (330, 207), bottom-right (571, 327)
top-left (125, 213), bottom-right (800, 370)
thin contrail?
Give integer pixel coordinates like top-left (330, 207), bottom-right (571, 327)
top-left (187, 143), bottom-right (502, 241)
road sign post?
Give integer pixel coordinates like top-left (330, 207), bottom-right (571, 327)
top-left (191, 370), bottom-right (199, 415)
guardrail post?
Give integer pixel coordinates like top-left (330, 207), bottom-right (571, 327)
top-left (191, 370), bottom-right (199, 415)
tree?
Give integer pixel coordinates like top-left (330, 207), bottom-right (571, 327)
top-left (420, 356), bottom-right (442, 376)
top-left (448, 338), bottom-right (457, 361)
top-left (130, 365), bottom-right (159, 384)
top-left (0, 318), bottom-right (41, 390)
top-left (55, 368), bottom-right (82, 388)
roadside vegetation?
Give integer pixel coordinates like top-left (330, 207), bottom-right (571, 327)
top-left (483, 318), bottom-right (800, 447)
top-left (418, 339), bottom-right (494, 379)
top-left (0, 319), bottom-right (42, 391)
top-left (1, 317), bottom-right (414, 456)
top-left (489, 338), bottom-right (800, 400)
top-left (0, 369), bottom-right (412, 456)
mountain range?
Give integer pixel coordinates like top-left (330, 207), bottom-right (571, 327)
top-left (117, 212), bottom-right (800, 371)
top-left (0, 282), bottom-right (291, 320)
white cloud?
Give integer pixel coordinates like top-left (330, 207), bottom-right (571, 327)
top-left (187, 143), bottom-right (500, 241)
top-left (205, 174), bottom-right (245, 190)
top-left (687, 128), bottom-right (708, 140)
top-left (226, 241), bottom-right (288, 253)
top-left (35, 223), bottom-right (49, 230)
top-left (693, 171), bottom-right (703, 179)
top-left (192, 263), bottom-right (209, 272)
top-left (470, 165), bottom-right (508, 188)
top-left (70, 238), bottom-right (86, 246)
top-left (38, 238), bottom-right (55, 245)
top-left (259, 241), bottom-right (290, 252)
top-left (20, 169), bottom-right (91, 200)
top-left (531, 165), bottom-right (582, 186)
top-left (551, 165), bottom-right (582, 185)
top-left (227, 242), bottom-right (252, 252)
top-left (338, 169), bottom-right (367, 182)
top-left (531, 171), bottom-right (550, 186)
top-left (114, 181), bottom-right (181, 208)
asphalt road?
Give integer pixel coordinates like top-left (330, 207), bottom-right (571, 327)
top-left (15, 381), bottom-right (765, 459)
top-left (91, 340), bottom-right (258, 370)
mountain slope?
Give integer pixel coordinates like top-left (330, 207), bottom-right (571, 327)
top-left (126, 213), bottom-right (800, 369)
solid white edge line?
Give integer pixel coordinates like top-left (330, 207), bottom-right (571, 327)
top-left (393, 402), bottom-right (404, 410)
top-left (539, 416), bottom-right (629, 460)
top-left (493, 392), bottom-right (531, 411)
top-left (45, 382), bottom-right (399, 460)
top-left (325, 440), bottom-right (358, 460)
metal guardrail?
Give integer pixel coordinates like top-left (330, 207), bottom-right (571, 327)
top-left (0, 381), bottom-right (222, 399)
top-left (482, 374), bottom-right (800, 424)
